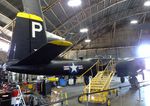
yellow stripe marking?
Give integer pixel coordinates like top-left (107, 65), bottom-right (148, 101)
top-left (17, 12), bottom-right (43, 22)
top-left (49, 40), bottom-right (72, 46)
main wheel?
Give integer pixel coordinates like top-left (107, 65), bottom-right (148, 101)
top-left (120, 77), bottom-right (125, 83)
top-left (129, 76), bottom-right (138, 88)
top-left (84, 76), bottom-right (89, 85)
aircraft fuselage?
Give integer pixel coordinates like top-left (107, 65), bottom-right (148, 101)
top-left (6, 59), bottom-right (98, 76)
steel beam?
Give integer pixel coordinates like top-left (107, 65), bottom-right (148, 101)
top-left (70, 8), bottom-right (150, 50)
top-left (42, 0), bottom-right (60, 13)
top-left (2, 0), bottom-right (19, 13)
top-left (0, 13), bottom-right (12, 24)
top-left (62, 0), bottom-right (127, 37)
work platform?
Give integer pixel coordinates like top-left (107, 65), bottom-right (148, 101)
top-left (79, 59), bottom-right (116, 105)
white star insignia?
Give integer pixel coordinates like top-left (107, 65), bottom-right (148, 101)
top-left (70, 63), bottom-right (78, 73)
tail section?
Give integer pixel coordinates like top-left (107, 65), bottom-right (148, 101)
top-left (8, 12), bottom-right (73, 65)
top-left (8, 12), bottom-right (47, 61)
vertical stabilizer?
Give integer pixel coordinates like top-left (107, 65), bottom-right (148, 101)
top-left (8, 12), bottom-right (47, 61)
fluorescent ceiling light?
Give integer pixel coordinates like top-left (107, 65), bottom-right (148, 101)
top-left (85, 39), bottom-right (91, 43)
top-left (144, 1), bottom-right (150, 7)
top-left (130, 20), bottom-right (138, 24)
top-left (68, 0), bottom-right (81, 7)
top-left (80, 28), bottom-right (88, 33)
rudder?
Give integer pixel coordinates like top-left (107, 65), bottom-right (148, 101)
top-left (8, 12), bottom-right (47, 61)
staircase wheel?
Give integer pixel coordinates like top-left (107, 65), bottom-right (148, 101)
top-left (106, 98), bottom-right (111, 106)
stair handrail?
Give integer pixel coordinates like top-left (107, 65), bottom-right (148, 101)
top-left (79, 59), bottom-right (100, 78)
top-left (103, 58), bottom-right (115, 72)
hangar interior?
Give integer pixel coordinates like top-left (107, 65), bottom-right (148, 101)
top-left (0, 0), bottom-right (150, 106)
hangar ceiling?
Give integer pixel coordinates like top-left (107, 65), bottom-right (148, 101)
top-left (0, 0), bottom-right (150, 52)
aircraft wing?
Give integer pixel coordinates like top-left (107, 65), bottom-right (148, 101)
top-left (15, 40), bottom-right (72, 65)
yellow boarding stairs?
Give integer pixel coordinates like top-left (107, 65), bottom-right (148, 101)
top-left (79, 59), bottom-right (116, 105)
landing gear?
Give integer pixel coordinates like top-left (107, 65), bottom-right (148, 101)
top-left (84, 76), bottom-right (90, 85)
top-left (129, 76), bottom-right (139, 89)
top-left (120, 77), bottom-right (125, 83)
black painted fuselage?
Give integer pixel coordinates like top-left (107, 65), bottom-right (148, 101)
top-left (7, 59), bottom-right (102, 76)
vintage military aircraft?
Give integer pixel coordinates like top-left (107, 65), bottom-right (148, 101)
top-left (4, 0), bottom-right (107, 78)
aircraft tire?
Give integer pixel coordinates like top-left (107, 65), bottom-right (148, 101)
top-left (84, 76), bottom-right (89, 85)
top-left (129, 76), bottom-right (138, 88)
top-left (120, 77), bottom-right (125, 83)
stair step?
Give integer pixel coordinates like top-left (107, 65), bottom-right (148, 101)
top-left (82, 60), bottom-right (115, 99)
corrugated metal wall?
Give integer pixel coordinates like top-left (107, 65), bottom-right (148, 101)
top-left (64, 46), bottom-right (138, 59)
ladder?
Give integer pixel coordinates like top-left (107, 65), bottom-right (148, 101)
top-left (79, 59), bottom-right (115, 104)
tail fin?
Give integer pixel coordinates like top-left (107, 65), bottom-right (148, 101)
top-left (8, 12), bottom-right (47, 61)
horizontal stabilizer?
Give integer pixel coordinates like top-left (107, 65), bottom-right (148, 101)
top-left (15, 40), bottom-right (72, 65)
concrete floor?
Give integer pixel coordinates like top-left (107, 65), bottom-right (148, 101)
top-left (50, 70), bottom-right (150, 106)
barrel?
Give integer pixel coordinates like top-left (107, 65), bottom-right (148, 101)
top-left (59, 78), bottom-right (67, 86)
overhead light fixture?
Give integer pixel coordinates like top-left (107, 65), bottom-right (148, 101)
top-left (130, 20), bottom-right (138, 24)
top-left (80, 28), bottom-right (88, 33)
top-left (85, 39), bottom-right (91, 43)
top-left (68, 0), bottom-right (81, 7)
top-left (144, 0), bottom-right (150, 7)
